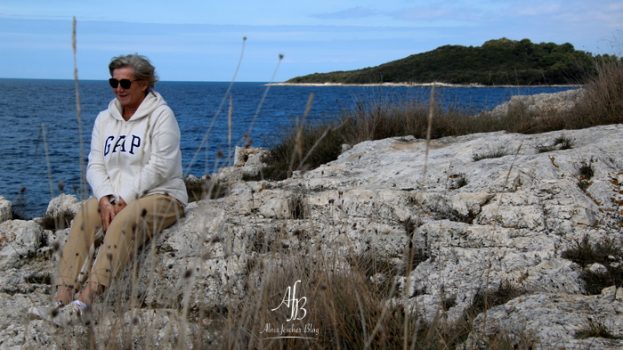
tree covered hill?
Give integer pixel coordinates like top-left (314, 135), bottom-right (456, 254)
top-left (287, 38), bottom-right (614, 85)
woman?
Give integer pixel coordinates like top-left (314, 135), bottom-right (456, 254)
top-left (31, 54), bottom-right (187, 326)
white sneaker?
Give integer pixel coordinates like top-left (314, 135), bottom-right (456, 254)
top-left (29, 300), bottom-right (91, 327)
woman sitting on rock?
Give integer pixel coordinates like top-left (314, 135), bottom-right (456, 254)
top-left (31, 54), bottom-right (187, 326)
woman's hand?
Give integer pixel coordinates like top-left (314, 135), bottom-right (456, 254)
top-left (113, 197), bottom-right (127, 214)
top-left (98, 196), bottom-right (116, 232)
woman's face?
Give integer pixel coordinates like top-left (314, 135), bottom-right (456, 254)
top-left (111, 66), bottom-right (148, 112)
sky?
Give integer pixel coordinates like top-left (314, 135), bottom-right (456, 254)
top-left (1, 0), bottom-right (622, 82)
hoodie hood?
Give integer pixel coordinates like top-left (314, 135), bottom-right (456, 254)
top-left (107, 90), bottom-right (167, 122)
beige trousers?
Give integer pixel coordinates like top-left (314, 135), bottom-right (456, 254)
top-left (56, 194), bottom-right (183, 289)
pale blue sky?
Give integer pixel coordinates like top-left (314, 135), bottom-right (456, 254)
top-left (1, 0), bottom-right (621, 81)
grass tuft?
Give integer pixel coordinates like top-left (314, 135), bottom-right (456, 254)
top-left (577, 158), bottom-right (595, 191)
top-left (447, 173), bottom-right (468, 190)
top-left (536, 135), bottom-right (574, 153)
top-left (576, 318), bottom-right (623, 340)
top-left (465, 281), bottom-right (526, 318)
top-left (472, 146), bottom-right (509, 161)
top-left (184, 176), bottom-right (228, 202)
top-left (561, 236), bottom-right (623, 294)
top-left (578, 159), bottom-right (595, 179)
top-left (38, 209), bottom-right (74, 231)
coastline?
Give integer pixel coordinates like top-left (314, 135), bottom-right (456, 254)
top-left (268, 81), bottom-right (581, 88)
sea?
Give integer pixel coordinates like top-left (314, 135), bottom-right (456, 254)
top-left (0, 79), bottom-right (575, 219)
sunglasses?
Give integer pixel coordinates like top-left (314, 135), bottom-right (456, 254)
top-left (108, 78), bottom-right (139, 89)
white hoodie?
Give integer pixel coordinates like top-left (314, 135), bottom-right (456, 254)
top-left (86, 91), bottom-right (188, 205)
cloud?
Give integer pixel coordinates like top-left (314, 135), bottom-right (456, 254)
top-left (387, 6), bottom-right (452, 21)
top-left (512, 3), bottom-right (562, 16)
top-left (608, 2), bottom-right (623, 11)
top-left (310, 6), bottom-right (382, 20)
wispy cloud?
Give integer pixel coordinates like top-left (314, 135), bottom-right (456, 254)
top-left (387, 6), bottom-right (455, 21)
top-left (310, 6), bottom-right (382, 20)
top-left (608, 2), bottom-right (623, 11)
top-left (310, 3), bottom-right (497, 27)
top-left (503, 0), bottom-right (622, 24)
top-left (512, 3), bottom-right (562, 16)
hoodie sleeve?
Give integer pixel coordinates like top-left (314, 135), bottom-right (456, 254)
top-left (117, 106), bottom-right (182, 203)
top-left (86, 112), bottom-right (115, 200)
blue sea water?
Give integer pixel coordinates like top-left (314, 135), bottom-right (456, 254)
top-left (0, 79), bottom-right (574, 218)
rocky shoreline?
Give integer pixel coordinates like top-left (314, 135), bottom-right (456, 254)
top-left (0, 90), bottom-right (622, 348)
top-left (269, 81), bottom-right (581, 88)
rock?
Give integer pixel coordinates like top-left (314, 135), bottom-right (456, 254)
top-left (233, 146), bottom-right (268, 167)
top-left (484, 89), bottom-right (583, 118)
top-left (0, 293), bottom-right (50, 349)
top-left (93, 308), bottom-right (206, 348)
top-left (45, 194), bottom-right (80, 218)
top-left (588, 262), bottom-right (609, 274)
top-left (0, 220), bottom-right (43, 270)
top-left (464, 292), bottom-right (623, 349)
top-left (0, 196), bottom-right (11, 223)
top-left (225, 146), bottom-right (270, 181)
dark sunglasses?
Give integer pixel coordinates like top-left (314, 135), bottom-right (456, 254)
top-left (108, 78), bottom-right (139, 89)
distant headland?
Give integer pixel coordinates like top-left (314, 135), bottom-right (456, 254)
top-left (285, 38), bottom-right (617, 86)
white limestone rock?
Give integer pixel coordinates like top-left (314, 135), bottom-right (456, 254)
top-left (45, 194), bottom-right (80, 218)
top-left (92, 308), bottom-right (203, 348)
top-left (0, 196), bottom-right (11, 223)
top-left (0, 220), bottom-right (43, 269)
top-left (0, 292), bottom-right (53, 349)
top-left (484, 88), bottom-right (583, 118)
top-left (464, 291), bottom-right (623, 349)
top-left (221, 146), bottom-right (270, 181)
top-left (588, 263), bottom-right (609, 274)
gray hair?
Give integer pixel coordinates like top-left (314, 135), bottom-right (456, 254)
top-left (108, 54), bottom-right (158, 89)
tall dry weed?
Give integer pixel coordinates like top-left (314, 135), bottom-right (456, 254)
top-left (570, 58), bottom-right (623, 126)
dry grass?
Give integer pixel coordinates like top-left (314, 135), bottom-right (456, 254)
top-left (536, 135), bottom-right (574, 153)
top-left (219, 254), bottom-right (474, 350)
top-left (576, 319), bottom-right (623, 340)
top-left (206, 251), bottom-right (539, 350)
top-left (472, 146), bottom-right (510, 162)
top-left (184, 176), bottom-right (229, 202)
top-left (570, 57), bottom-right (623, 127)
top-left (576, 158), bottom-right (595, 191)
top-left (37, 210), bottom-right (74, 231)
